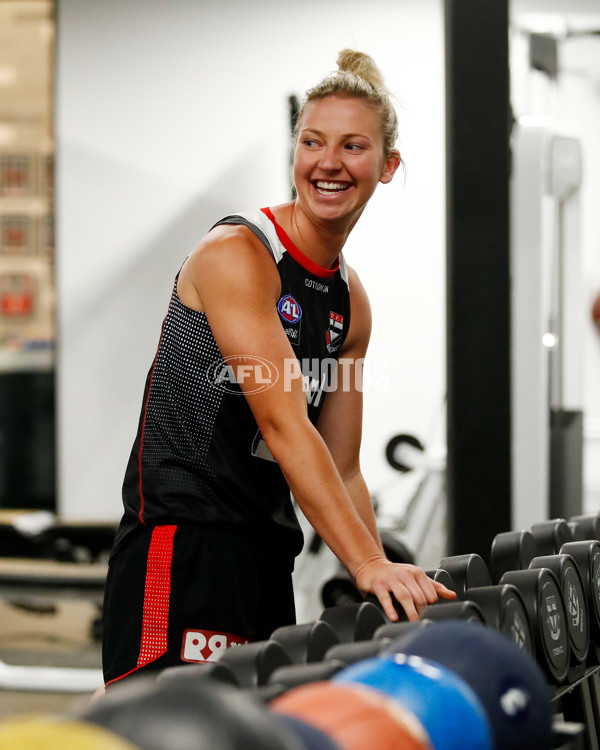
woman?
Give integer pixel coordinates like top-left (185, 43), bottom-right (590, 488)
top-left (102, 49), bottom-right (454, 687)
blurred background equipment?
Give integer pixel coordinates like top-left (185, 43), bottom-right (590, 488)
top-left (0, 0), bottom-right (55, 513)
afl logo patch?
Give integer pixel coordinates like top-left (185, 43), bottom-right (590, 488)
top-left (278, 294), bottom-right (302, 323)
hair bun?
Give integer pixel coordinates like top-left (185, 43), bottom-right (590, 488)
top-left (297, 48), bottom-right (400, 158)
top-left (336, 49), bottom-right (385, 90)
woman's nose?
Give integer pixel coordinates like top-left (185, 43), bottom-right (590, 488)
top-left (319, 145), bottom-right (342, 170)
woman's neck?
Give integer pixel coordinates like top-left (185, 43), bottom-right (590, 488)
top-left (269, 201), bottom-right (359, 269)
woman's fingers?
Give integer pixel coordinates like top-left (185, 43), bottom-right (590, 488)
top-left (373, 588), bottom-right (400, 622)
top-left (388, 581), bottom-right (420, 621)
top-left (356, 560), bottom-right (457, 621)
top-left (431, 579), bottom-right (458, 600)
top-left (374, 584), bottom-right (418, 623)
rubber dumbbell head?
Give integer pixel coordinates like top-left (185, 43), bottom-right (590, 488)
top-left (218, 639), bottom-right (291, 688)
top-left (267, 660), bottom-right (346, 691)
top-left (560, 540), bottom-right (600, 664)
top-left (419, 600), bottom-right (485, 624)
top-left (490, 530), bottom-right (538, 583)
top-left (319, 602), bottom-right (385, 643)
top-left (425, 569), bottom-right (458, 600)
top-left (530, 519), bottom-right (573, 556)
top-left (529, 554), bottom-right (589, 679)
top-left (437, 554), bottom-right (492, 597)
top-left (270, 621), bottom-right (339, 664)
top-left (464, 584), bottom-right (534, 655)
top-left (500, 567), bottom-right (569, 683)
top-left (569, 513), bottom-right (600, 542)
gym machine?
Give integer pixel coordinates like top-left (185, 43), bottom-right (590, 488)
top-left (511, 118), bottom-right (584, 530)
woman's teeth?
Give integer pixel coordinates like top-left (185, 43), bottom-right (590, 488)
top-left (315, 181), bottom-right (349, 195)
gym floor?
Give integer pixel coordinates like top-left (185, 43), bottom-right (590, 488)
top-left (0, 596), bottom-right (100, 720)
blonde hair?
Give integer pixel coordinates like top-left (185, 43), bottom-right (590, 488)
top-left (295, 49), bottom-right (399, 158)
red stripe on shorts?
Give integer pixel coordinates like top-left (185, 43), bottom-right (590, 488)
top-left (136, 525), bottom-right (177, 668)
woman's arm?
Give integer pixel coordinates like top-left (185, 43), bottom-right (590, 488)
top-left (316, 267), bottom-right (383, 551)
top-left (317, 267), bottom-right (453, 616)
top-left (178, 230), bottom-right (454, 620)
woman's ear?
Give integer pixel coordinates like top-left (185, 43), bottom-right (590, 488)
top-left (379, 149), bottom-right (402, 184)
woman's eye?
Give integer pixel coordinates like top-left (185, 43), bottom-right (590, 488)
top-left (346, 143), bottom-right (364, 152)
top-left (303, 138), bottom-right (319, 147)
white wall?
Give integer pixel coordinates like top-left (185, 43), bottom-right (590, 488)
top-left (55, 0), bottom-right (446, 520)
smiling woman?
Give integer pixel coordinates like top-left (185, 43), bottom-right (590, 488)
top-left (291, 96), bottom-right (399, 252)
top-left (101, 49), bottom-right (455, 689)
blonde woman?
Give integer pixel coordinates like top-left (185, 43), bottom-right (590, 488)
top-left (102, 50), bottom-right (454, 687)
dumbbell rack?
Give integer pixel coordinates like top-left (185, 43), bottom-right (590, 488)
top-left (555, 667), bottom-right (600, 750)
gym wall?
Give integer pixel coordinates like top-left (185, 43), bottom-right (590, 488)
top-left (55, 0), bottom-right (446, 519)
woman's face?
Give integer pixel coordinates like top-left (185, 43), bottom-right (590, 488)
top-left (293, 95), bottom-right (399, 229)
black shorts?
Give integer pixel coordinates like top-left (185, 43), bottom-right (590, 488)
top-left (102, 523), bottom-right (296, 687)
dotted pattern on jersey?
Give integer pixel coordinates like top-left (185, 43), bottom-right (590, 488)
top-left (139, 283), bottom-right (223, 505)
top-left (116, 208), bottom-right (349, 556)
top-left (137, 524), bottom-right (177, 668)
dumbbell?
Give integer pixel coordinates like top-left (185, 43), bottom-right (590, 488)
top-left (437, 554), bottom-right (493, 597)
top-left (425, 568), bottom-right (458, 598)
top-left (560, 540), bottom-right (600, 665)
top-left (266, 660), bottom-right (346, 693)
top-left (319, 602), bottom-right (385, 643)
top-left (270, 621), bottom-right (339, 664)
top-left (218, 639), bottom-right (291, 688)
top-left (426, 555), bottom-right (528, 636)
top-left (324, 639), bottom-right (388, 667)
top-left (373, 620), bottom-right (432, 642)
top-left (462, 584), bottom-right (534, 655)
top-left (321, 568), bottom-right (363, 609)
top-left (492, 527), bottom-right (592, 669)
top-left (566, 522), bottom-right (586, 542)
top-left (528, 554), bottom-right (589, 682)
top-left (420, 599), bottom-right (487, 624)
top-left (417, 557), bottom-right (489, 622)
top-left (415, 568), bottom-right (460, 617)
top-left (530, 519), bottom-right (574, 556)
top-left (490, 530), bottom-right (539, 583)
top-left (493, 519), bottom-right (597, 578)
top-left (259, 619), bottom-right (382, 697)
top-left (157, 661), bottom-right (239, 687)
top-left (569, 512), bottom-right (600, 542)
top-left (500, 567), bottom-right (569, 684)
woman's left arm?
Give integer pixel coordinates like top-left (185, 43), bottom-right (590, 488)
top-left (316, 266), bottom-right (383, 552)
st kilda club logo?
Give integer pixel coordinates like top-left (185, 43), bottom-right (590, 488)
top-left (327, 311), bottom-right (344, 353)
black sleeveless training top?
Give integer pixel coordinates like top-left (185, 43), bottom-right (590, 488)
top-left (113, 208), bottom-right (351, 558)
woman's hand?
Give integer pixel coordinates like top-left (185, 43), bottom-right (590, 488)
top-left (355, 558), bottom-right (457, 622)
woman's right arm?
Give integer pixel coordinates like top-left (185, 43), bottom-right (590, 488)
top-left (177, 227), bottom-right (452, 621)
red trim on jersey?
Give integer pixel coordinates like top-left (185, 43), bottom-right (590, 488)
top-left (137, 311), bottom-right (169, 524)
top-left (105, 664), bottom-right (143, 687)
top-left (136, 525), bottom-right (177, 669)
top-left (261, 207), bottom-right (340, 279)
